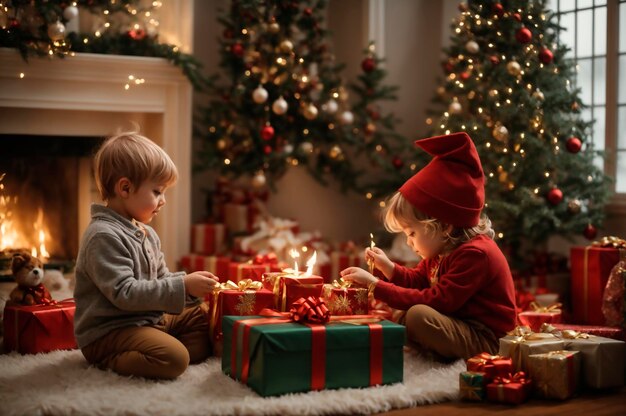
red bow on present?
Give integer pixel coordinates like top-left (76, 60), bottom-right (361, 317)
top-left (253, 253), bottom-right (278, 265)
top-left (493, 371), bottom-right (529, 385)
top-left (290, 296), bottom-right (330, 324)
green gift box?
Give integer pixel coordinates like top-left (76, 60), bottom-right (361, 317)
top-left (459, 371), bottom-right (486, 401)
top-left (222, 315), bottom-right (405, 397)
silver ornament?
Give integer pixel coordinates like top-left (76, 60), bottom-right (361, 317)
top-left (252, 85), bottom-right (268, 104)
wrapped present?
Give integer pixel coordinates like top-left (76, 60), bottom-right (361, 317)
top-left (221, 298), bottom-right (405, 396)
top-left (191, 223), bottom-right (226, 255)
top-left (228, 262), bottom-right (270, 283)
top-left (498, 326), bottom-right (565, 373)
top-left (3, 300), bottom-right (77, 354)
top-left (528, 350), bottom-right (581, 399)
top-left (547, 323), bottom-right (625, 341)
top-left (602, 255), bottom-right (626, 329)
top-left (518, 302), bottom-right (562, 332)
top-left (262, 272), bottom-right (324, 312)
top-left (179, 254), bottom-right (230, 279)
top-left (486, 372), bottom-right (532, 405)
top-left (251, 253), bottom-right (285, 273)
top-left (322, 279), bottom-right (369, 316)
top-left (207, 280), bottom-right (275, 342)
top-left (223, 202), bottom-right (259, 235)
top-left (466, 352), bottom-right (513, 382)
top-left (571, 237), bottom-right (625, 325)
top-left (459, 371), bottom-right (487, 401)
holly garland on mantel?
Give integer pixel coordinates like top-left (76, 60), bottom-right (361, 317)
top-left (0, 0), bottom-right (207, 90)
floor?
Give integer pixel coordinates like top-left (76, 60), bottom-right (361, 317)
top-left (377, 387), bottom-right (626, 415)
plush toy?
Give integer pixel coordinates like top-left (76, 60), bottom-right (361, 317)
top-left (9, 253), bottom-right (54, 306)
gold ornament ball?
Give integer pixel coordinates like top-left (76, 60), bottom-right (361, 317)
top-left (448, 99), bottom-right (462, 115)
top-left (268, 22), bottom-right (280, 34)
top-left (47, 20), bottom-right (66, 41)
top-left (329, 145), bottom-right (342, 159)
top-left (492, 124), bottom-right (509, 141)
top-left (217, 138), bottom-right (227, 150)
top-left (303, 103), bottom-right (318, 120)
top-left (365, 123), bottom-right (377, 135)
top-left (488, 89), bottom-right (499, 98)
top-left (506, 61), bottom-right (521, 76)
top-left (280, 39), bottom-right (293, 53)
top-left (252, 172), bottom-right (267, 188)
top-left (300, 141), bottom-right (314, 153)
top-left (465, 40), bottom-right (480, 54)
top-left (568, 199), bottom-right (582, 214)
top-left (532, 89), bottom-right (545, 101)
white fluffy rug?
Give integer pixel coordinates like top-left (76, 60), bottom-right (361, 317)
top-left (0, 347), bottom-right (464, 416)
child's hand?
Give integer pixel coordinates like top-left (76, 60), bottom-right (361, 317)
top-left (365, 247), bottom-right (395, 279)
top-left (340, 267), bottom-right (378, 287)
top-left (184, 271), bottom-right (220, 298)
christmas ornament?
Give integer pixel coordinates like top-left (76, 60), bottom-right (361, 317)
top-left (47, 21), bottom-right (66, 42)
top-left (489, 55), bottom-right (500, 65)
top-left (63, 5), bottom-right (79, 20)
top-left (583, 224), bottom-right (598, 240)
top-left (392, 156), bottom-right (404, 169)
top-left (303, 103), bottom-right (318, 120)
top-left (571, 101), bottom-right (580, 111)
top-left (263, 145), bottom-right (273, 155)
top-left (488, 89), bottom-right (499, 98)
top-left (465, 40), bottom-right (479, 54)
top-left (322, 99), bottom-right (338, 114)
top-left (300, 142), bottom-right (313, 153)
top-left (272, 96), bottom-right (288, 115)
top-left (443, 61), bottom-right (455, 73)
top-left (261, 125), bottom-right (275, 141)
top-left (231, 43), bottom-right (244, 57)
top-left (492, 3), bottom-right (504, 16)
top-left (448, 98), bottom-right (462, 115)
top-left (252, 85), bottom-right (269, 104)
top-left (365, 123), bottom-right (377, 135)
top-left (129, 28), bottom-right (146, 40)
top-left (283, 144), bottom-right (294, 154)
top-left (506, 61), bottom-right (522, 76)
top-left (339, 111), bottom-right (354, 125)
top-left (361, 57), bottom-right (376, 73)
top-left (532, 89), bottom-right (545, 101)
top-left (280, 39), bottom-right (293, 53)
top-left (217, 138), bottom-right (227, 150)
top-left (492, 124), bottom-right (509, 141)
top-left (568, 199), bottom-right (582, 214)
top-left (329, 145), bottom-right (342, 159)
top-left (539, 47), bottom-right (554, 64)
top-left (252, 171), bottom-right (267, 188)
top-left (566, 136), bottom-right (582, 153)
top-left (547, 188), bottom-right (563, 205)
top-left (516, 27), bottom-right (532, 44)
top-left (513, 13), bottom-right (522, 22)
top-left (268, 21), bottom-right (280, 34)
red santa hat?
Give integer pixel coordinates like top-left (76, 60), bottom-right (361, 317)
top-left (399, 132), bottom-right (485, 228)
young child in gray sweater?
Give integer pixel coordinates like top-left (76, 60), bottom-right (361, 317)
top-left (74, 131), bottom-right (219, 379)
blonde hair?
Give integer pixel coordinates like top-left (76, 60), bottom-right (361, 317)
top-left (382, 192), bottom-right (495, 251)
top-left (93, 131), bottom-right (178, 201)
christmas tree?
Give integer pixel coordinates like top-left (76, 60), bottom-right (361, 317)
top-left (427, 0), bottom-right (611, 263)
top-left (195, 0), bottom-right (420, 199)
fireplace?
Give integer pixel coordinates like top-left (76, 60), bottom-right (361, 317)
top-left (0, 48), bottom-right (193, 269)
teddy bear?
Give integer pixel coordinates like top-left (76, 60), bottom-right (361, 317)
top-left (9, 252), bottom-right (54, 306)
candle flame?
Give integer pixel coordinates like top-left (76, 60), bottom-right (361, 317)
top-left (304, 251), bottom-right (317, 277)
top-left (289, 248), bottom-right (300, 275)
top-left (370, 233), bottom-right (375, 249)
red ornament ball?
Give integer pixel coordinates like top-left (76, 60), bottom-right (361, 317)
top-left (547, 188), bottom-right (563, 205)
top-left (583, 224), bottom-right (598, 240)
top-left (231, 43), bottom-right (244, 57)
top-left (566, 137), bottom-right (582, 153)
top-left (513, 13), bottom-right (522, 22)
top-left (263, 145), bottom-right (273, 155)
top-left (9, 18), bottom-right (20, 29)
top-left (489, 55), bottom-right (500, 65)
top-left (492, 3), bottom-right (504, 16)
top-left (392, 156), bottom-right (404, 170)
top-left (539, 47), bottom-right (554, 64)
top-left (516, 27), bottom-right (532, 44)
top-left (261, 125), bottom-right (275, 141)
top-left (443, 62), bottom-right (454, 73)
top-left (304, 7), bottom-right (313, 16)
top-left (361, 57), bottom-right (376, 73)
top-left (460, 72), bottom-right (471, 81)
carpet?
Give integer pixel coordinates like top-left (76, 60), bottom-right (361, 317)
top-left (0, 346), bottom-right (464, 415)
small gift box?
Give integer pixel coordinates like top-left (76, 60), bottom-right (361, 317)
top-left (498, 326), bottom-right (565, 373)
top-left (518, 301), bottom-right (562, 332)
top-left (3, 300), bottom-right (77, 354)
top-left (466, 352), bottom-right (513, 382)
top-left (528, 350), bottom-right (581, 400)
top-left (486, 372), bottom-right (532, 405)
top-left (459, 371), bottom-right (487, 401)
top-left (251, 253), bottom-right (285, 273)
top-left (322, 279), bottom-right (369, 316)
top-left (206, 279), bottom-right (275, 343)
top-left (228, 262), bottom-right (271, 283)
top-left (262, 272), bottom-right (324, 312)
top-left (191, 223), bottom-right (226, 255)
top-left (224, 202), bottom-right (258, 235)
top-left (179, 254), bottom-right (230, 279)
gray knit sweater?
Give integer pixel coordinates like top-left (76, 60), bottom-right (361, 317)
top-left (73, 204), bottom-right (186, 348)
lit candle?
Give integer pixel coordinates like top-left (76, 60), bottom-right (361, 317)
top-left (368, 233), bottom-right (376, 274)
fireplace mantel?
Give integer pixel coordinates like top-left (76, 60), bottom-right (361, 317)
top-left (0, 48), bottom-right (192, 268)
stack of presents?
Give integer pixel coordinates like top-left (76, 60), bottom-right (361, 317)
top-left (2, 180), bottom-right (625, 399)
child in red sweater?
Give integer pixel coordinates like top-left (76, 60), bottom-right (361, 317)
top-left (341, 132), bottom-right (516, 360)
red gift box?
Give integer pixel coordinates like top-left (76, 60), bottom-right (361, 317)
top-left (467, 353), bottom-right (513, 383)
top-left (486, 372), bottom-right (532, 405)
top-left (571, 244), bottom-right (623, 325)
top-left (223, 203), bottom-right (258, 234)
top-left (518, 302), bottom-right (562, 332)
top-left (314, 263), bottom-right (333, 283)
top-left (322, 283), bottom-right (369, 315)
top-left (262, 273), bottom-right (324, 311)
top-left (3, 300), bottom-right (77, 354)
top-left (228, 262), bottom-right (270, 283)
top-left (191, 223), bottom-right (226, 255)
top-left (548, 323), bottom-right (625, 341)
top-left (252, 253), bottom-right (285, 273)
top-left (179, 254), bottom-right (230, 280)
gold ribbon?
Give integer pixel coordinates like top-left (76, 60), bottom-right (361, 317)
top-left (540, 323), bottom-right (592, 339)
top-left (532, 350), bottom-right (575, 398)
top-left (331, 277), bottom-right (352, 290)
top-left (460, 373), bottom-right (484, 400)
top-left (506, 326), bottom-right (559, 372)
top-left (529, 301), bottom-right (562, 313)
top-left (266, 272), bottom-right (320, 312)
top-left (591, 236), bottom-right (626, 249)
top-left (209, 279), bottom-right (264, 336)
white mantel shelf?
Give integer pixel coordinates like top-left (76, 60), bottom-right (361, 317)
top-left (0, 47), bottom-right (193, 269)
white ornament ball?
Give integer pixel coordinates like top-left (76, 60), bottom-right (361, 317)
top-left (283, 144), bottom-right (294, 154)
top-left (465, 40), bottom-right (479, 54)
top-left (303, 103), bottom-right (318, 120)
top-left (339, 111), bottom-right (354, 125)
top-left (252, 172), bottom-right (266, 188)
top-left (47, 21), bottom-right (66, 41)
top-left (272, 96), bottom-right (288, 115)
top-left (448, 100), bottom-right (462, 115)
top-left (252, 85), bottom-right (269, 104)
top-left (322, 99), bottom-right (338, 114)
top-left (280, 39), bottom-right (293, 53)
top-left (63, 5), bottom-right (79, 20)
top-left (300, 142), bottom-right (313, 153)
top-left (506, 61), bottom-right (522, 76)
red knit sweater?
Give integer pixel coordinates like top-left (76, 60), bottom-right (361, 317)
top-left (373, 234), bottom-right (517, 338)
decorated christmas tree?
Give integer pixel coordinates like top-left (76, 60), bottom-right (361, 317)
top-left (195, 0), bottom-right (421, 199)
top-left (427, 0), bottom-right (611, 262)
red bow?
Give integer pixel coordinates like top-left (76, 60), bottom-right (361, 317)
top-left (493, 371), bottom-right (528, 385)
top-left (253, 253), bottom-right (278, 265)
top-left (20, 284), bottom-right (56, 306)
top-left (289, 296), bottom-right (330, 324)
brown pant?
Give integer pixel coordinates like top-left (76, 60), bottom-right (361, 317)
top-left (81, 303), bottom-right (211, 380)
top-left (402, 304), bottom-right (499, 361)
